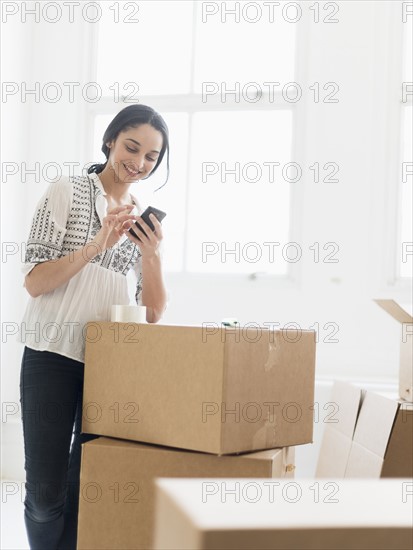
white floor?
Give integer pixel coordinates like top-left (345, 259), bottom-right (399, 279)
top-left (1, 482), bottom-right (29, 549)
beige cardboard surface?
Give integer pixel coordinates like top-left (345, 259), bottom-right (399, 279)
top-left (328, 381), bottom-right (364, 437)
top-left (345, 442), bottom-right (385, 478)
top-left (317, 383), bottom-right (413, 478)
top-left (375, 300), bottom-right (413, 324)
top-left (400, 339), bottom-right (413, 401)
top-left (315, 381), bottom-right (363, 477)
top-left (77, 437), bottom-right (295, 550)
top-left (82, 322), bottom-right (316, 454)
top-left (153, 478), bottom-right (413, 550)
top-left (346, 392), bottom-right (413, 478)
top-left (374, 299), bottom-right (413, 401)
top-left (316, 428), bottom-right (353, 478)
top-left (201, 530), bottom-right (411, 550)
top-left (381, 402), bottom-right (413, 477)
top-left (351, 392), bottom-right (399, 458)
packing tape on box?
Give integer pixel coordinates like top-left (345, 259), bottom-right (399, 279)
top-left (264, 342), bottom-right (278, 371)
top-left (111, 305), bottom-right (147, 323)
top-left (253, 415), bottom-right (278, 449)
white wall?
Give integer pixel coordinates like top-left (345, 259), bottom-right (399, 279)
top-left (1, 1), bottom-right (411, 480)
top-left (1, 6), bottom-right (93, 479)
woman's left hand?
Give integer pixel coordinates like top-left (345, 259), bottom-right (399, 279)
top-left (122, 213), bottom-right (163, 258)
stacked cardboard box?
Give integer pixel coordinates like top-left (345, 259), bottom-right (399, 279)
top-left (316, 381), bottom-right (413, 478)
top-left (77, 438), bottom-right (295, 549)
top-left (77, 322), bottom-right (316, 549)
top-left (80, 323), bottom-right (316, 454)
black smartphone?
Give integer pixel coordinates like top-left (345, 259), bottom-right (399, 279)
top-left (129, 206), bottom-right (167, 240)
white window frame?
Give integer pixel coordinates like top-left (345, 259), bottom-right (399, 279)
top-left (84, 0), bottom-right (304, 290)
top-left (380, 6), bottom-right (412, 292)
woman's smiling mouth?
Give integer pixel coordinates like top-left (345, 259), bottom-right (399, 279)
top-left (123, 164), bottom-right (141, 177)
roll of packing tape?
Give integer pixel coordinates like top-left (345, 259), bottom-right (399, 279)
top-left (111, 305), bottom-right (147, 323)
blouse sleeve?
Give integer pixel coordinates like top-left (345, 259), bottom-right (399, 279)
top-left (21, 177), bottom-right (73, 283)
top-left (132, 240), bottom-right (170, 314)
top-left (134, 253), bottom-right (144, 306)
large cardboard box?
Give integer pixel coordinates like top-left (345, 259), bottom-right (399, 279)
top-left (77, 437), bottom-right (295, 550)
top-left (316, 381), bottom-right (413, 478)
top-left (82, 322), bottom-right (316, 454)
top-left (375, 299), bottom-right (413, 402)
top-left (153, 478), bottom-right (413, 550)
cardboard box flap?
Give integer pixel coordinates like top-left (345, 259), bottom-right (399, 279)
top-left (329, 381), bottom-right (363, 438)
top-left (315, 382), bottom-right (363, 478)
top-left (316, 427), bottom-right (354, 478)
top-left (381, 402), bottom-right (413, 477)
top-left (345, 441), bottom-right (385, 478)
top-left (374, 300), bottom-right (413, 324)
top-left (352, 392), bottom-right (399, 458)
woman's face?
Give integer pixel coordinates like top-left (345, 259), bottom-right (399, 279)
top-left (106, 123), bottom-right (164, 183)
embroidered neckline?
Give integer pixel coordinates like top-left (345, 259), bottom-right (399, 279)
top-left (88, 172), bottom-right (137, 208)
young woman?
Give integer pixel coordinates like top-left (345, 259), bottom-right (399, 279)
top-left (18, 104), bottom-right (170, 549)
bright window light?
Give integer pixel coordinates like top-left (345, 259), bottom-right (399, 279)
top-left (186, 110), bottom-right (292, 274)
top-left (96, 1), bottom-right (194, 95)
top-left (93, 1), bottom-right (296, 276)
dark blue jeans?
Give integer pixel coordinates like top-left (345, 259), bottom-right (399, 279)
top-left (19, 346), bottom-right (99, 550)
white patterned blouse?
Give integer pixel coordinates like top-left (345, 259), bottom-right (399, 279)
top-left (17, 171), bottom-right (151, 363)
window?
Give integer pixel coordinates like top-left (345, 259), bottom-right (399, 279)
top-left (399, 18), bottom-right (412, 279)
top-left (96, 2), bottom-right (193, 95)
top-left (91, 0), bottom-right (297, 275)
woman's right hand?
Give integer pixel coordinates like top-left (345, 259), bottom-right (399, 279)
top-left (91, 205), bottom-right (136, 254)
